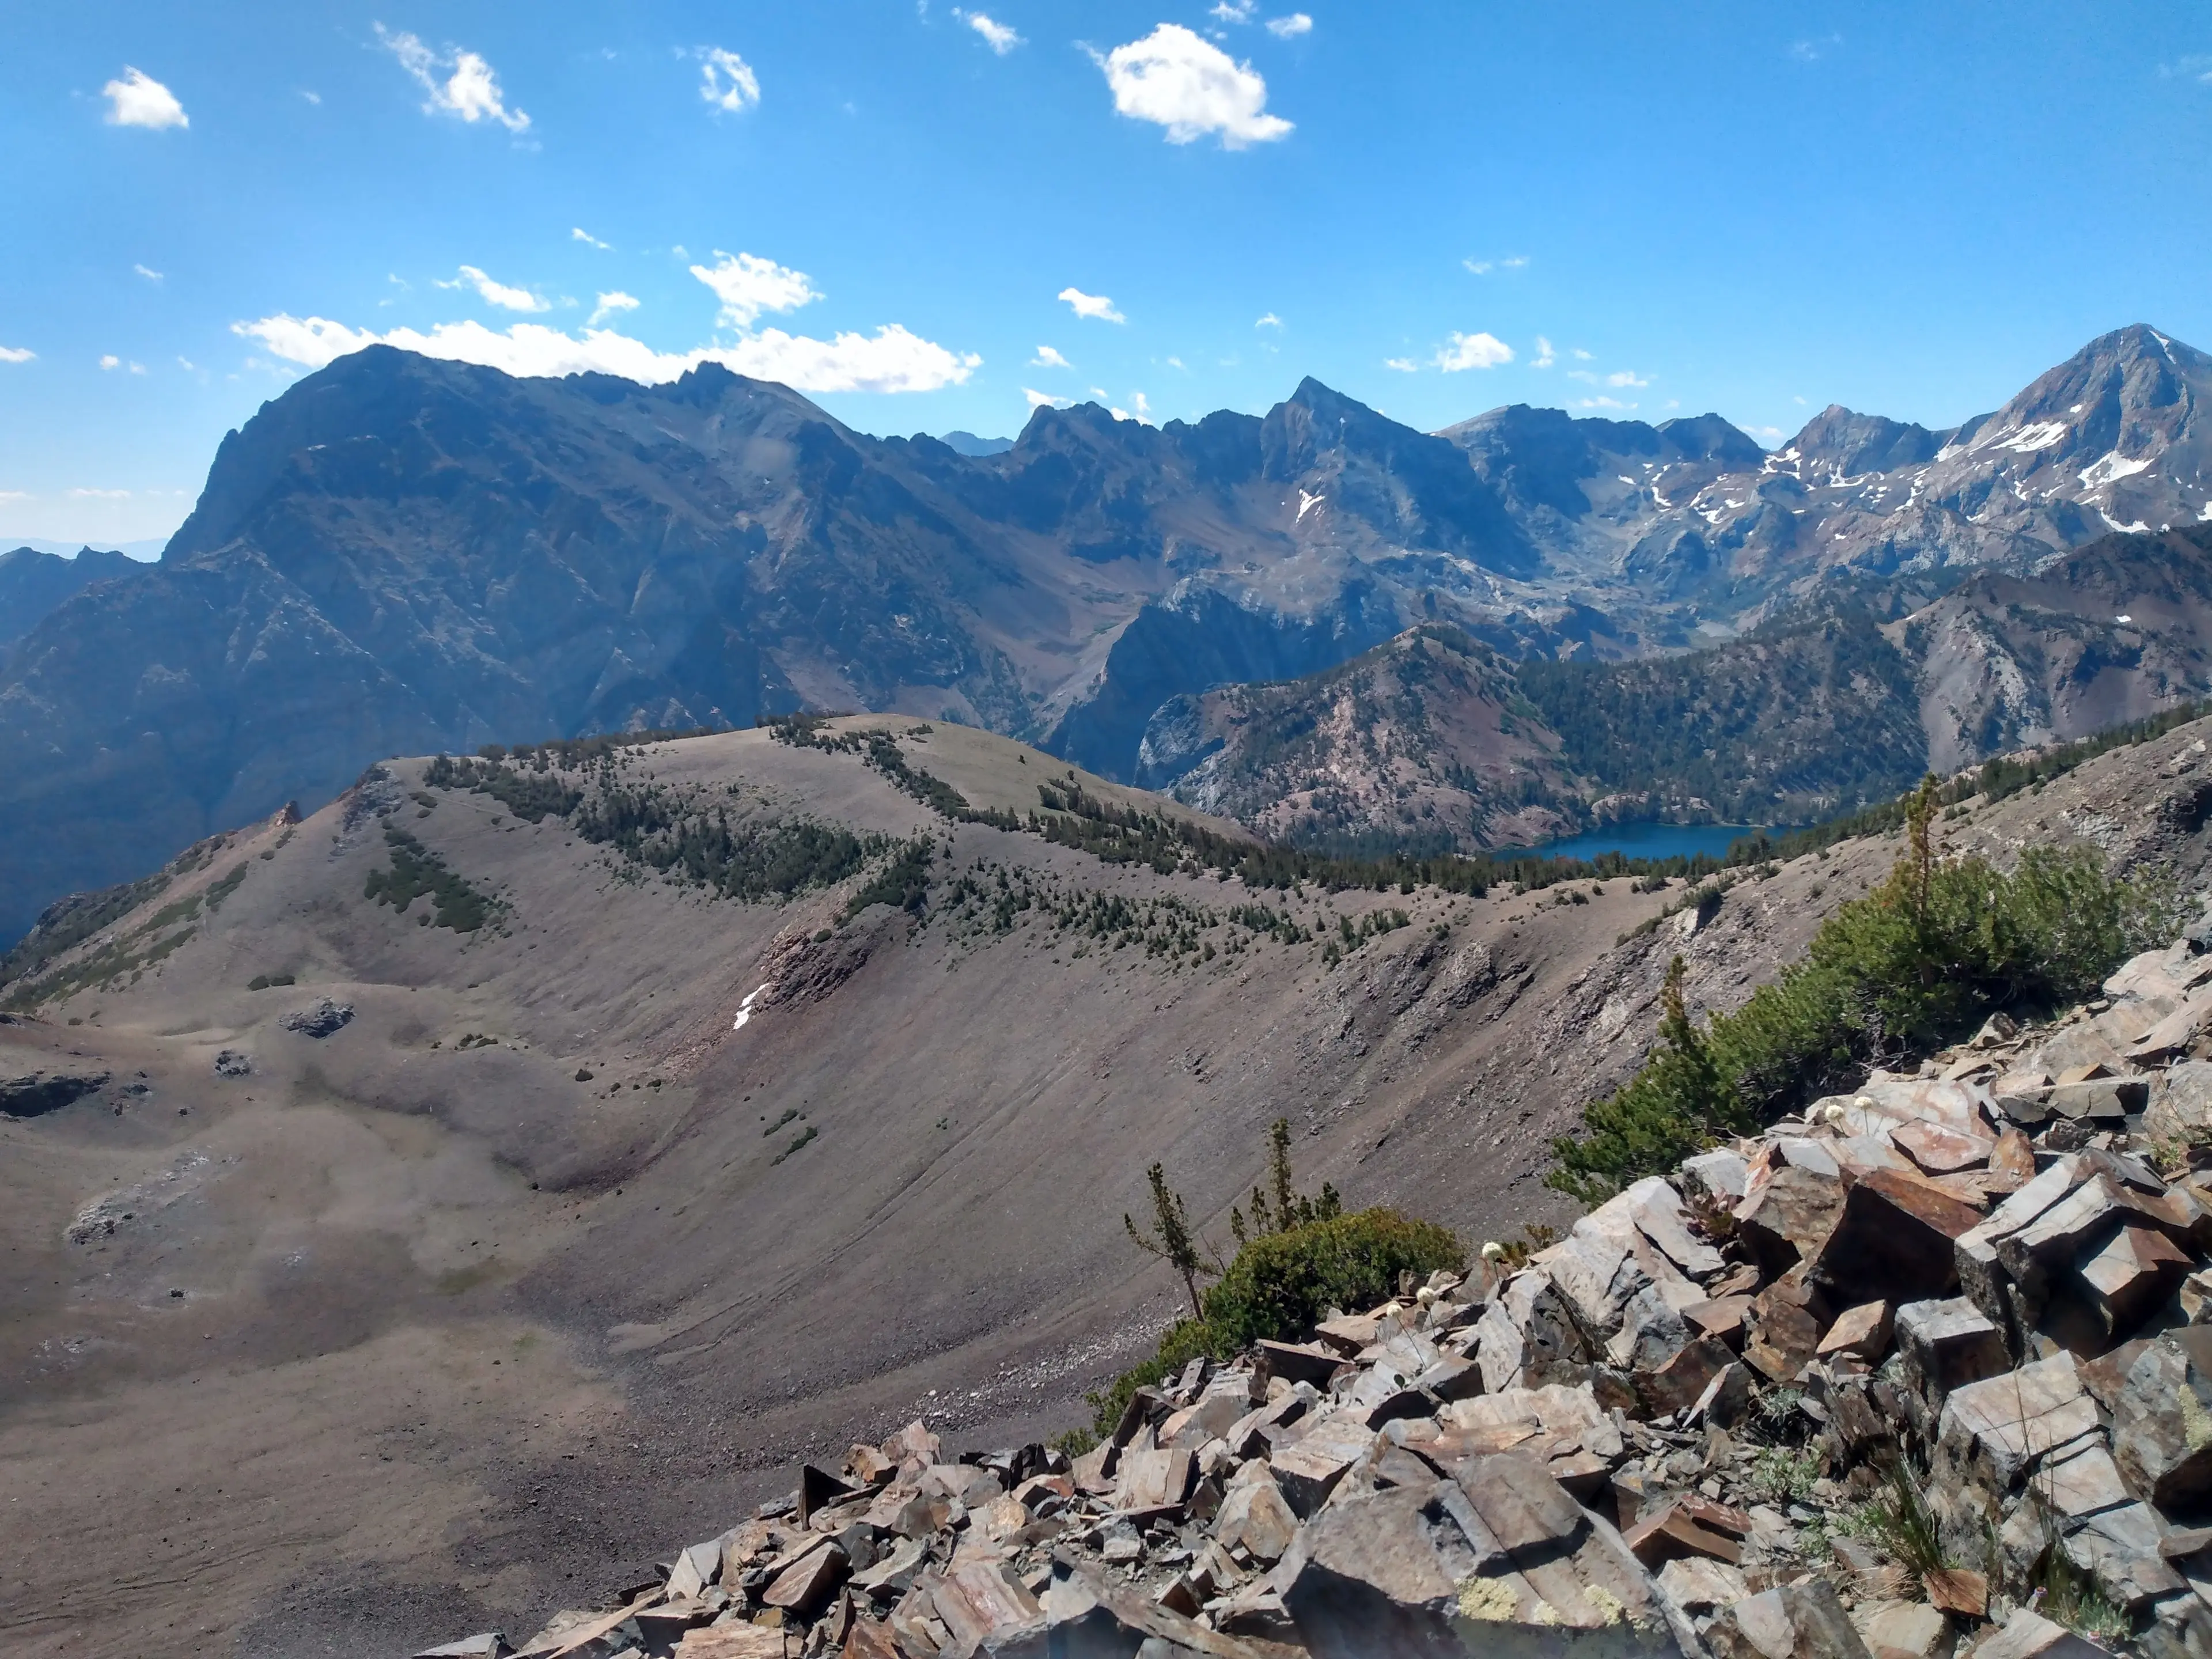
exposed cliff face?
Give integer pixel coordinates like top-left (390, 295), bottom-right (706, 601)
top-left (0, 546), bottom-right (144, 646)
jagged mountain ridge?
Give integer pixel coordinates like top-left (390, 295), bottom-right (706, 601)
top-left (0, 546), bottom-right (145, 646)
top-left (6, 326), bottom-right (2212, 940)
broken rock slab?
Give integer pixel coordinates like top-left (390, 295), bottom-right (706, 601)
top-left (1703, 1578), bottom-right (1870, 1659)
top-left (2112, 1327), bottom-right (2212, 1513)
top-left (1893, 1298), bottom-right (2010, 1403)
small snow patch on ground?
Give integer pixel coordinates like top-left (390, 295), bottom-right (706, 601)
top-left (732, 982), bottom-right (771, 1031)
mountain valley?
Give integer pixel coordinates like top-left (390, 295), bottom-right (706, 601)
top-left (6, 705), bottom-right (2212, 1655)
top-left (7, 325), bottom-right (2212, 940)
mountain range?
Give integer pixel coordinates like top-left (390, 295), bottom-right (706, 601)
top-left (5, 324), bottom-right (2212, 940)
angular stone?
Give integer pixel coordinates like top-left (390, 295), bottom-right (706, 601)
top-left (2079, 1222), bottom-right (2191, 1338)
top-left (2112, 1328), bottom-right (2212, 1512)
top-left (1990, 1126), bottom-right (2037, 1183)
top-left (1068, 1442), bottom-right (1116, 1495)
top-left (664, 1539), bottom-right (722, 1602)
top-left (1456, 1449), bottom-right (1589, 1553)
top-left (1312, 1312), bottom-right (1382, 1354)
top-left (1656, 1555), bottom-right (1751, 1619)
top-left (763, 1540), bottom-right (847, 1615)
top-left (1968, 1608), bottom-right (2112, 1659)
top-left (1922, 1566), bottom-right (1986, 1618)
top-left (929, 1558), bottom-right (1043, 1653)
top-left (1704, 1580), bottom-right (1870, 1659)
top-left (1810, 1169), bottom-right (1980, 1306)
top-left (1855, 1601), bottom-right (1948, 1659)
top-left (1271, 1415), bottom-right (1376, 1518)
top-left (1622, 1498), bottom-right (1743, 1567)
top-left (1736, 1165), bottom-right (1849, 1280)
top-left (1683, 1294), bottom-right (1752, 1341)
top-left (412, 1638), bottom-right (511, 1659)
top-left (1688, 1361), bottom-right (1752, 1429)
top-left (1937, 1352), bottom-right (2100, 1490)
top-left (1893, 1120), bottom-right (1994, 1176)
top-left (2048, 1078), bottom-right (2148, 1121)
top-left (1743, 1278), bottom-right (1828, 1384)
top-left (1111, 1446), bottom-right (1194, 1514)
top-left (1606, 1282), bottom-right (1692, 1373)
top-left (2148, 1059), bottom-right (2212, 1145)
top-left (1637, 1335), bottom-right (1736, 1417)
top-left (670, 1630), bottom-right (785, 1659)
top-left (1041, 1558), bottom-right (1277, 1659)
top-left (1680, 1149), bottom-right (1751, 1207)
top-left (1212, 1467), bottom-right (1298, 1564)
top-left (1894, 1297), bottom-right (2010, 1402)
top-left (2061, 1499), bottom-right (2186, 1608)
top-left (2032, 1442), bottom-right (2131, 1520)
top-left (1255, 1339), bottom-right (1339, 1387)
top-left (1816, 1301), bottom-right (1893, 1363)
top-left (1410, 1355), bottom-right (1483, 1402)
top-left (1627, 1176), bottom-right (1726, 1280)
top-left (1474, 1270), bottom-right (1589, 1395)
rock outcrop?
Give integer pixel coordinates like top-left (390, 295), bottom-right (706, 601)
top-left (408, 922), bottom-right (2212, 1658)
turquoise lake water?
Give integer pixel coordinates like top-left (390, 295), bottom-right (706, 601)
top-left (1508, 821), bottom-right (1762, 863)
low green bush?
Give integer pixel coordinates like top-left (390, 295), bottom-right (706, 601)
top-left (1549, 779), bottom-right (2177, 1203)
top-left (1084, 1207), bottom-right (1464, 1438)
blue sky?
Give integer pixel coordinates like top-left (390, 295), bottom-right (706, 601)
top-left (5, 2), bottom-right (2211, 547)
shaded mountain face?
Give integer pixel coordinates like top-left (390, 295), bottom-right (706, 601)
top-left (934, 430), bottom-right (1013, 457)
top-left (1135, 625), bottom-right (1584, 854)
top-left (0, 547), bottom-right (145, 646)
top-left (0, 350), bottom-right (1555, 939)
top-left (10, 325), bottom-right (2212, 941)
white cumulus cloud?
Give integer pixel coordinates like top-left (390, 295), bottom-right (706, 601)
top-left (1058, 286), bottom-right (1124, 323)
top-left (1025, 388), bottom-right (1073, 409)
top-left (1607, 369), bottom-right (1649, 388)
top-left (699, 47), bottom-right (760, 113)
top-left (376, 26), bottom-right (531, 132)
top-left (956, 12), bottom-right (1022, 53)
top-left (589, 291), bottom-right (640, 325)
top-left (99, 354), bottom-right (121, 370)
top-left (1031, 345), bottom-right (1071, 368)
top-left (1383, 357), bottom-right (1416, 373)
top-left (1434, 332), bottom-right (1513, 372)
top-left (0, 346), bottom-right (35, 363)
top-left (233, 314), bottom-right (980, 395)
top-left (447, 264), bottom-right (550, 312)
top-left (1211, 1), bottom-right (1256, 20)
top-left (103, 67), bottom-right (188, 130)
top-left (1532, 335), bottom-right (1555, 368)
top-left (1092, 24), bottom-right (1291, 149)
top-left (692, 251), bottom-right (821, 328)
top-left (1266, 13), bottom-right (1313, 37)
top-left (572, 227), bottom-right (611, 249)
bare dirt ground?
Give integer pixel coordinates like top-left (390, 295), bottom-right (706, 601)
top-left (5, 717), bottom-right (2210, 1658)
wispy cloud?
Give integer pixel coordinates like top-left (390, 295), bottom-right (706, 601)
top-left (2158, 54), bottom-right (2212, 82)
top-left (1025, 387), bottom-right (1074, 408)
top-left (1577, 395), bottom-right (1634, 410)
top-left (955, 11), bottom-right (1022, 54)
top-left (1209, 1), bottom-right (1255, 21)
top-left (442, 264), bottom-right (550, 313)
top-left (70, 487), bottom-right (134, 498)
top-left (1090, 24), bottom-right (1291, 149)
top-left (1788, 33), bottom-right (1842, 62)
top-left (375, 25), bottom-right (531, 132)
top-left (572, 226), bottom-right (611, 249)
top-left (691, 251), bottom-right (821, 328)
top-left (1255, 312), bottom-right (1283, 329)
top-left (0, 345), bottom-right (35, 364)
top-left (1462, 255), bottom-right (1528, 276)
top-left (588, 291), bottom-right (639, 325)
top-left (1058, 286), bottom-right (1125, 323)
top-left (1607, 369), bottom-right (1649, 388)
top-left (1383, 357), bottom-right (1417, 373)
top-left (698, 46), bottom-right (760, 112)
top-left (103, 67), bottom-right (188, 130)
top-left (1532, 335), bottom-right (1555, 368)
top-left (1434, 331), bottom-right (1513, 371)
top-left (134, 264), bottom-right (164, 283)
top-left (1266, 13), bottom-right (1313, 37)
top-left (1031, 345), bottom-right (1072, 368)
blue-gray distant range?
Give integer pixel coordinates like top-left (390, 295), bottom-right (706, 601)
top-left (5, 324), bottom-right (2212, 940)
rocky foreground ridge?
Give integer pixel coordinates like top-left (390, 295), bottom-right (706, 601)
top-left (407, 921), bottom-right (2212, 1659)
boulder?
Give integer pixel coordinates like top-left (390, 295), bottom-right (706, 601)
top-left (1852, 1601), bottom-right (1948, 1659)
top-left (1892, 1121), bottom-right (1993, 1176)
top-left (1816, 1301), bottom-right (1893, 1365)
top-left (1213, 1466), bottom-right (1299, 1564)
top-left (1935, 1353), bottom-right (2100, 1493)
top-left (1270, 1415), bottom-right (1376, 1518)
top-left (2148, 1059), bottom-right (2212, 1146)
top-left (279, 997), bottom-right (354, 1037)
top-left (2048, 1078), bottom-right (2149, 1122)
top-left (2112, 1328), bottom-right (2212, 1512)
top-left (1893, 1298), bottom-right (2010, 1403)
top-left (1278, 1452), bottom-right (1686, 1659)
top-left (1743, 1278), bottom-right (1828, 1384)
top-left (1654, 1555), bottom-right (1750, 1622)
top-left (1969, 1608), bottom-right (2116, 1659)
top-left (1703, 1580), bottom-right (1870, 1659)
top-left (1809, 1170), bottom-right (1979, 1306)
top-left (1475, 1270), bottom-right (1589, 1395)
top-left (2078, 1222), bottom-right (2192, 1339)
top-left (1736, 1165), bottom-right (1849, 1279)
top-left (929, 1558), bottom-right (1043, 1653)
top-left (1679, 1150), bottom-right (1751, 1209)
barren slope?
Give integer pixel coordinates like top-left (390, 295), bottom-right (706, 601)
top-left (6, 715), bottom-right (2212, 1657)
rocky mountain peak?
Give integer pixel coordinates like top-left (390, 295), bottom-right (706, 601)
top-left (1785, 404), bottom-right (1946, 479)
